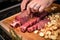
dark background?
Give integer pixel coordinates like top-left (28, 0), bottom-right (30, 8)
top-left (0, 0), bottom-right (22, 40)
top-left (0, 0), bottom-right (22, 20)
top-left (0, 0), bottom-right (22, 10)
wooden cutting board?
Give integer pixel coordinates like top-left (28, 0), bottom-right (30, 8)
top-left (0, 3), bottom-right (60, 40)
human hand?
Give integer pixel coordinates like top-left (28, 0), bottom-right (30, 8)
top-left (27, 0), bottom-right (54, 12)
top-left (21, 0), bottom-right (30, 11)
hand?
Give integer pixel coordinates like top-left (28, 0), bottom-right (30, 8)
top-left (27, 0), bottom-right (54, 12)
top-left (21, 0), bottom-right (30, 11)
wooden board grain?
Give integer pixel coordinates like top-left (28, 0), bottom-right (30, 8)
top-left (0, 3), bottom-right (60, 40)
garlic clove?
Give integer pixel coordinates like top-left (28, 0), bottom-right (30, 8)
top-left (49, 35), bottom-right (57, 40)
top-left (34, 30), bottom-right (38, 34)
top-left (46, 31), bottom-right (51, 35)
top-left (44, 35), bottom-right (49, 39)
top-left (52, 26), bottom-right (57, 30)
top-left (39, 32), bottom-right (44, 37)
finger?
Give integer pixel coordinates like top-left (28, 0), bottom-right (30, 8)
top-left (27, 1), bottom-right (37, 12)
top-left (30, 3), bottom-right (37, 12)
top-left (27, 1), bottom-right (33, 10)
top-left (21, 0), bottom-right (30, 11)
top-left (21, 2), bottom-right (26, 11)
top-left (39, 6), bottom-right (45, 12)
top-left (30, 2), bottom-right (37, 9)
top-left (21, 3), bottom-right (25, 11)
top-left (34, 4), bottom-right (41, 12)
top-left (26, 1), bottom-right (34, 13)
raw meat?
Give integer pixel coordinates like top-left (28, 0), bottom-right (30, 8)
top-left (10, 10), bottom-right (31, 27)
top-left (27, 18), bottom-right (50, 32)
top-left (20, 11), bottom-right (49, 32)
top-left (10, 10), bottom-right (49, 32)
top-left (20, 17), bottom-right (40, 32)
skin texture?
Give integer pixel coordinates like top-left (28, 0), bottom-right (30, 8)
top-left (21, 0), bottom-right (30, 11)
top-left (21, 0), bottom-right (54, 12)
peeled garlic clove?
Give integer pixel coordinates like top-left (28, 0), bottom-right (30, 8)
top-left (53, 26), bottom-right (57, 30)
top-left (34, 30), bottom-right (38, 34)
top-left (39, 32), bottom-right (44, 37)
top-left (46, 31), bottom-right (51, 35)
top-left (45, 28), bottom-right (50, 31)
top-left (50, 27), bottom-right (53, 30)
top-left (48, 23), bottom-right (53, 27)
top-left (41, 29), bottom-right (45, 32)
top-left (49, 35), bottom-right (57, 40)
top-left (44, 35), bottom-right (49, 39)
top-left (49, 16), bottom-right (53, 20)
top-left (55, 15), bottom-right (59, 18)
top-left (48, 22), bottom-right (51, 25)
top-left (51, 6), bottom-right (57, 10)
top-left (51, 20), bottom-right (56, 24)
top-left (54, 33), bottom-right (58, 37)
top-left (57, 29), bottom-right (60, 33)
